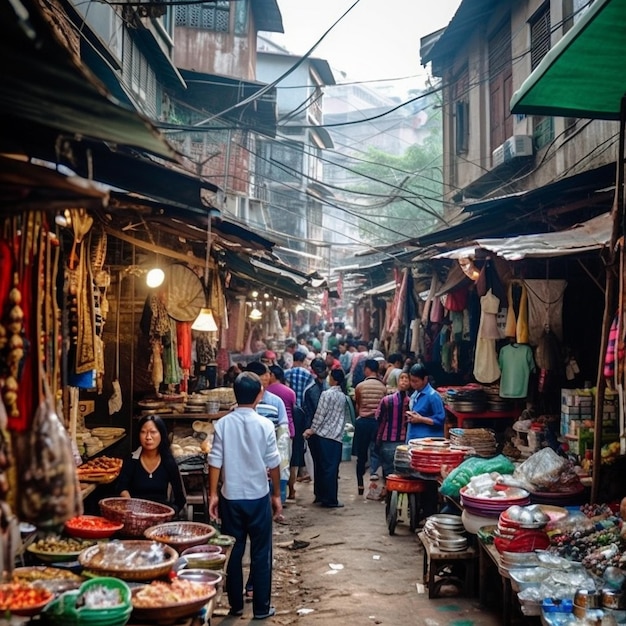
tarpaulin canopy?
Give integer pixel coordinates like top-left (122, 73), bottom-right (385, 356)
top-left (434, 212), bottom-right (611, 261)
top-left (510, 0), bottom-right (626, 119)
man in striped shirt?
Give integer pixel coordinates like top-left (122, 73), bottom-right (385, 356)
top-left (375, 371), bottom-right (410, 478)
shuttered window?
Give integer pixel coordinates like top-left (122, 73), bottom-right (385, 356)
top-left (175, 1), bottom-right (230, 31)
top-left (488, 20), bottom-right (513, 156)
top-left (454, 69), bottom-right (469, 155)
top-left (530, 3), bottom-right (551, 70)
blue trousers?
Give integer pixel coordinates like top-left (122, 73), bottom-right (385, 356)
top-left (354, 417), bottom-right (379, 488)
top-left (219, 494), bottom-right (273, 616)
top-left (308, 433), bottom-right (321, 502)
top-left (313, 435), bottom-right (341, 506)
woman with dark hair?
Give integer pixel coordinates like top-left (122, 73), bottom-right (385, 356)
top-left (303, 368), bottom-right (349, 508)
top-left (117, 414), bottom-right (186, 516)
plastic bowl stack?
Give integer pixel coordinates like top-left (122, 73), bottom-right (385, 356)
top-left (43, 577), bottom-right (133, 626)
top-left (460, 485), bottom-right (530, 518)
top-left (493, 504), bottom-right (551, 555)
top-left (408, 438), bottom-right (471, 475)
top-left (180, 544), bottom-right (226, 570)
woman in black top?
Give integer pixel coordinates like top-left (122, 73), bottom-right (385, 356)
top-left (117, 415), bottom-right (186, 515)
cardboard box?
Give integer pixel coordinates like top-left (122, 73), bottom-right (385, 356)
top-left (561, 405), bottom-right (581, 415)
top-left (561, 390), bottom-right (577, 406)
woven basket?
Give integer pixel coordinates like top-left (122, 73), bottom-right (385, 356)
top-left (144, 521), bottom-right (216, 552)
top-left (78, 540), bottom-right (179, 582)
top-left (99, 498), bottom-right (175, 537)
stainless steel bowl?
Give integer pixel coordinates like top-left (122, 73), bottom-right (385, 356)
top-left (176, 568), bottom-right (223, 588)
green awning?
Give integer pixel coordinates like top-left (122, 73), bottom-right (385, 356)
top-left (511, 0), bottom-right (626, 120)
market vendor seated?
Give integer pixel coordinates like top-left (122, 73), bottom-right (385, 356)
top-left (117, 415), bottom-right (187, 516)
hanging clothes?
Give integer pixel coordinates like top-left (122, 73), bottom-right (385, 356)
top-left (389, 269), bottom-right (408, 335)
top-left (524, 279), bottom-right (567, 345)
top-left (504, 280), bottom-right (529, 344)
top-left (421, 275), bottom-right (439, 325)
top-left (499, 343), bottom-right (535, 398)
top-left (473, 289), bottom-right (501, 383)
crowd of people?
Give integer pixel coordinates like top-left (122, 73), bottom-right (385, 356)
top-left (218, 325), bottom-right (447, 506)
top-left (114, 324), bottom-right (447, 619)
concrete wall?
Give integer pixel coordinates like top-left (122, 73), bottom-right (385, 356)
top-left (438, 0), bottom-right (619, 209)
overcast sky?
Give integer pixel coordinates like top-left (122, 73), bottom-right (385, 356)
top-left (273, 0), bottom-right (462, 90)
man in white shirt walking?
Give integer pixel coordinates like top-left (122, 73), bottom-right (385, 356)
top-left (208, 372), bottom-right (282, 620)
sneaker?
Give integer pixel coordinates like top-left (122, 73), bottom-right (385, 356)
top-left (370, 474), bottom-right (379, 481)
top-left (253, 607), bottom-right (276, 620)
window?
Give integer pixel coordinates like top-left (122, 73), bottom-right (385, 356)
top-left (529, 4), bottom-right (554, 151)
top-left (533, 116), bottom-right (554, 150)
top-left (488, 20), bottom-right (513, 156)
top-left (454, 69), bottom-right (469, 155)
top-left (175, 1), bottom-right (230, 31)
top-left (256, 141), bottom-right (302, 184)
top-left (530, 3), bottom-right (551, 70)
top-left (563, 0), bottom-right (592, 33)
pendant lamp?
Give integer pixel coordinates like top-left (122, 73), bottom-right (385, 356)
top-left (249, 305), bottom-right (263, 321)
top-left (191, 208), bottom-right (220, 332)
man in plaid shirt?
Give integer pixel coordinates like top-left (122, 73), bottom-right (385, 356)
top-left (284, 351), bottom-right (314, 407)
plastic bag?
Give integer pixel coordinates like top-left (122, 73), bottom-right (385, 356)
top-left (439, 454), bottom-right (515, 499)
top-left (275, 424), bottom-right (291, 481)
top-left (512, 447), bottom-right (568, 491)
top-left (14, 396), bottom-right (83, 528)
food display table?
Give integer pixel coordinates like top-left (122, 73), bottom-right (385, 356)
top-left (417, 531), bottom-right (476, 599)
top-left (155, 411), bottom-right (230, 421)
top-left (444, 405), bottom-right (519, 430)
top-left (477, 537), bottom-right (517, 626)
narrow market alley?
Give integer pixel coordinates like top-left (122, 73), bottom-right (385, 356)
top-left (212, 459), bottom-right (504, 626)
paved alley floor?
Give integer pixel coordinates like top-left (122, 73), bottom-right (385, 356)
top-left (211, 458), bottom-right (512, 626)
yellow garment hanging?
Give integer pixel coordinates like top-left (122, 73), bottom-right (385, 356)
top-left (505, 281), bottom-right (529, 344)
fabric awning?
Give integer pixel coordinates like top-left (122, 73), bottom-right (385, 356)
top-left (510, 0), bottom-right (626, 119)
top-left (435, 212), bottom-right (611, 261)
top-left (222, 251), bottom-right (308, 299)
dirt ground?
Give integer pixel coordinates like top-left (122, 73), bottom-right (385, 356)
top-left (211, 459), bottom-right (509, 626)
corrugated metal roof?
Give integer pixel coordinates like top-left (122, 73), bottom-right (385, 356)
top-left (0, 0), bottom-right (175, 159)
top-left (252, 0), bottom-right (284, 34)
top-left (434, 212), bottom-right (612, 261)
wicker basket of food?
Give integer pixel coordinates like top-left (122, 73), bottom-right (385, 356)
top-left (144, 521), bottom-right (216, 552)
top-left (99, 498), bottom-right (175, 537)
top-left (78, 540), bottom-right (179, 582)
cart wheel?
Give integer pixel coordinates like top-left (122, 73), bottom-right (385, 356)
top-left (387, 490), bottom-right (398, 535)
top-left (409, 493), bottom-right (419, 532)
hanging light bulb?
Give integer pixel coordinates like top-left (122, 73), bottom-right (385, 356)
top-left (146, 267), bottom-right (165, 288)
top-left (249, 305), bottom-right (263, 321)
top-left (191, 207), bottom-right (221, 331)
top-left (192, 307), bottom-right (218, 331)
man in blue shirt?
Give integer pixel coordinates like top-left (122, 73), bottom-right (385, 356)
top-left (405, 363), bottom-right (445, 442)
top-left (405, 363), bottom-right (445, 520)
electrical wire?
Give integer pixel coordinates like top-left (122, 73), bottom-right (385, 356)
top-left (191, 0), bottom-right (363, 127)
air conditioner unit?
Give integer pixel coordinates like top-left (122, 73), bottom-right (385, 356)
top-left (491, 135), bottom-right (534, 167)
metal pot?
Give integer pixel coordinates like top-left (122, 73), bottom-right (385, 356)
top-left (602, 588), bottom-right (626, 610)
top-left (574, 588), bottom-right (602, 609)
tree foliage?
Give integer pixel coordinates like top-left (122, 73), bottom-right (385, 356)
top-left (347, 110), bottom-right (444, 246)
